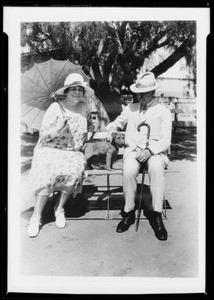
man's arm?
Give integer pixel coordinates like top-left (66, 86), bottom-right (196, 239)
top-left (106, 105), bottom-right (129, 141)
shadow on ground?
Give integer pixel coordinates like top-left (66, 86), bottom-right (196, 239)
top-left (170, 128), bottom-right (197, 161)
top-left (21, 183), bottom-right (171, 225)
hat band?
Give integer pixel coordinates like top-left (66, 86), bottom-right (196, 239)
top-left (68, 81), bottom-right (84, 87)
top-left (136, 82), bottom-right (156, 88)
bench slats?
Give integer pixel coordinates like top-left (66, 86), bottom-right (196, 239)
top-left (86, 169), bottom-right (179, 176)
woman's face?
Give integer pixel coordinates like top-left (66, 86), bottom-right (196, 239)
top-left (66, 86), bottom-right (84, 104)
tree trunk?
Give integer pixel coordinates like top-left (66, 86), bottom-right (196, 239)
top-left (151, 36), bottom-right (196, 77)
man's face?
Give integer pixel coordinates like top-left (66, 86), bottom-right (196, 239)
top-left (137, 91), bottom-right (154, 105)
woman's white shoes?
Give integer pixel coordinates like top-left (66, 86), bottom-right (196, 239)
top-left (28, 209), bottom-right (66, 237)
top-left (28, 218), bottom-right (41, 238)
top-left (54, 208), bottom-right (66, 228)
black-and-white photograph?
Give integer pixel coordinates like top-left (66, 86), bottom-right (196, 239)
top-left (4, 6), bottom-right (209, 295)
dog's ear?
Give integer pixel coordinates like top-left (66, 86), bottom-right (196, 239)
top-left (111, 132), bottom-right (117, 139)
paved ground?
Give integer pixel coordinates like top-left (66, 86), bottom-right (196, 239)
top-left (19, 129), bottom-right (199, 278)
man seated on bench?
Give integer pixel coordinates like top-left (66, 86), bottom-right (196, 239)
top-left (106, 72), bottom-right (172, 241)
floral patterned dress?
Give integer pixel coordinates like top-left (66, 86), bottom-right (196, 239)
top-left (28, 101), bottom-right (93, 196)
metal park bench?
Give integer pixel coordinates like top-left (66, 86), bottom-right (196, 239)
top-left (83, 132), bottom-right (179, 221)
top-left (85, 168), bottom-right (179, 220)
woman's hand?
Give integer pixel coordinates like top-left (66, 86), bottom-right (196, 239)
top-left (51, 93), bottom-right (66, 102)
top-left (135, 148), bottom-right (151, 163)
top-left (56, 118), bottom-right (69, 135)
top-left (56, 94), bottom-right (66, 101)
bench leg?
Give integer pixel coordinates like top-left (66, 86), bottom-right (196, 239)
top-left (107, 174), bottom-right (110, 220)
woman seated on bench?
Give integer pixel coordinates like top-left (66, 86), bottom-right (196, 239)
top-left (27, 73), bottom-right (95, 238)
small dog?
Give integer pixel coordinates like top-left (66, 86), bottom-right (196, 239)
top-left (83, 132), bottom-right (125, 170)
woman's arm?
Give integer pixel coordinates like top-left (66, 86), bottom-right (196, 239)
top-left (39, 102), bottom-right (65, 142)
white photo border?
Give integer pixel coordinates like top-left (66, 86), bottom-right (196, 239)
top-left (4, 6), bottom-right (210, 295)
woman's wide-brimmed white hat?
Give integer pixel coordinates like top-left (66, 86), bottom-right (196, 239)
top-left (130, 72), bottom-right (160, 93)
top-left (55, 73), bottom-right (94, 98)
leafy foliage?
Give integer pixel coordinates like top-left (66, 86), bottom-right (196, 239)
top-left (21, 20), bottom-right (196, 111)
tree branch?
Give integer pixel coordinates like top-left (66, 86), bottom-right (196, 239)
top-left (25, 39), bottom-right (41, 54)
top-left (116, 21), bottom-right (128, 45)
top-left (103, 51), bottom-right (118, 80)
top-left (144, 37), bottom-right (170, 57)
top-left (91, 56), bottom-right (102, 82)
top-left (105, 22), bottom-right (124, 55)
top-left (151, 36), bottom-right (196, 77)
top-left (134, 37), bottom-right (170, 67)
top-left (96, 38), bottom-right (105, 57)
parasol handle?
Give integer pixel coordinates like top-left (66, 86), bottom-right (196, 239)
top-left (50, 92), bottom-right (57, 101)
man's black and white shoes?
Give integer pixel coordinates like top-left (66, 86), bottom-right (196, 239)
top-left (116, 210), bottom-right (136, 233)
top-left (116, 209), bottom-right (168, 241)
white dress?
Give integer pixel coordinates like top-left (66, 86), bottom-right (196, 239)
top-left (28, 101), bottom-right (93, 196)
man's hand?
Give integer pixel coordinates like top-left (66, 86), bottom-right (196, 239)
top-left (106, 127), bottom-right (117, 143)
top-left (135, 148), bottom-right (151, 163)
